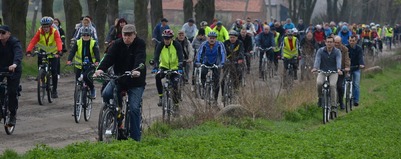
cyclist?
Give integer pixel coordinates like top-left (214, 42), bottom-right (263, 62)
top-left (94, 24), bottom-right (146, 141)
top-left (330, 21), bottom-right (338, 35)
top-left (222, 30), bottom-right (244, 92)
top-left (300, 31), bottom-right (316, 81)
top-left (106, 18), bottom-right (127, 43)
top-left (384, 24), bottom-right (393, 50)
top-left (26, 16), bottom-right (63, 98)
top-left (312, 36), bottom-right (342, 108)
top-left (199, 21), bottom-right (212, 37)
top-left (182, 18), bottom-right (197, 42)
top-left (73, 17), bottom-right (98, 42)
top-left (152, 29), bottom-right (184, 107)
top-left (281, 29), bottom-right (300, 80)
top-left (314, 25), bottom-right (326, 48)
top-left (53, 18), bottom-right (67, 79)
top-left (338, 25), bottom-right (352, 45)
top-left (255, 26), bottom-right (275, 78)
top-left (213, 21), bottom-right (229, 42)
top-left (283, 18), bottom-right (295, 30)
top-left (0, 25), bottom-right (22, 126)
top-left (376, 24), bottom-right (383, 52)
top-left (191, 28), bottom-right (207, 90)
top-left (271, 27), bottom-right (281, 75)
top-left (334, 36), bottom-right (350, 110)
top-left (360, 25), bottom-right (372, 51)
top-left (231, 19), bottom-right (243, 33)
top-left (175, 30), bottom-right (194, 84)
top-left (152, 18), bottom-right (170, 45)
top-left (196, 31), bottom-right (226, 103)
top-left (67, 27), bottom-right (100, 98)
top-left (243, 17), bottom-right (256, 35)
top-left (346, 35), bottom-right (365, 107)
top-left (238, 28), bottom-right (253, 74)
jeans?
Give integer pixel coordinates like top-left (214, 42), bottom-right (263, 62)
top-left (351, 70), bottom-right (361, 103)
top-left (102, 82), bottom-right (145, 141)
top-left (316, 73), bottom-right (338, 107)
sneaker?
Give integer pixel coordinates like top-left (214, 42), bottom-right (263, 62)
top-left (90, 88), bottom-right (96, 98)
top-left (52, 91), bottom-right (58, 98)
top-left (157, 98), bottom-right (162, 107)
top-left (354, 102), bottom-right (359, 107)
top-left (8, 116), bottom-right (16, 126)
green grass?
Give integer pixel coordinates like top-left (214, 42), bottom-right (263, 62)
top-left (3, 59), bottom-right (401, 158)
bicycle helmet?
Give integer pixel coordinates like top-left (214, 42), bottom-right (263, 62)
top-left (287, 29), bottom-right (294, 35)
top-left (207, 31), bottom-right (218, 37)
top-left (162, 29), bottom-right (174, 38)
top-left (40, 16), bottom-right (53, 25)
top-left (228, 30), bottom-right (238, 36)
top-left (372, 26), bottom-right (377, 30)
top-left (370, 22), bottom-right (375, 26)
top-left (376, 24), bottom-right (380, 27)
top-left (316, 25), bottom-right (322, 30)
top-left (200, 21), bottom-right (208, 27)
top-left (292, 28), bottom-right (298, 34)
top-left (80, 27), bottom-right (92, 35)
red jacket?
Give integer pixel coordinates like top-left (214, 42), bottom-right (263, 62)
top-left (314, 30), bottom-right (325, 42)
top-left (27, 26), bottom-right (63, 53)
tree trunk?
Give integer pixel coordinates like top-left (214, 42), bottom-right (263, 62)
top-left (64, 0), bottom-right (82, 47)
top-left (194, 0), bottom-right (215, 23)
top-left (303, 0), bottom-right (317, 25)
top-left (135, 0), bottom-right (149, 42)
top-left (107, 0), bottom-right (119, 27)
top-left (87, 0), bottom-right (97, 17)
top-left (2, 0), bottom-right (29, 49)
top-left (31, 0), bottom-right (41, 37)
top-left (150, 0), bottom-right (163, 31)
top-left (42, 0), bottom-right (54, 17)
top-left (94, 0), bottom-right (108, 51)
top-left (183, 0), bottom-right (194, 23)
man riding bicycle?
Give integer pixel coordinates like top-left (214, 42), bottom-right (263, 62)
top-left (281, 29), bottom-right (300, 80)
top-left (222, 30), bottom-right (245, 91)
top-left (174, 30), bottom-right (193, 84)
top-left (312, 36), bottom-right (342, 109)
top-left (334, 36), bottom-right (350, 110)
top-left (26, 16), bottom-right (63, 98)
top-left (255, 26), bottom-right (275, 78)
top-left (346, 35), bottom-right (365, 106)
top-left (94, 24), bottom-right (146, 141)
top-left (152, 29), bottom-right (184, 107)
top-left (196, 31), bottom-right (226, 103)
top-left (0, 25), bottom-right (23, 126)
top-left (67, 27), bottom-right (100, 98)
top-left (238, 28), bottom-right (253, 74)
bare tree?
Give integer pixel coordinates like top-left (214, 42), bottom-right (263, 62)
top-left (2, 0), bottom-right (29, 49)
top-left (87, 0), bottom-right (97, 17)
top-left (288, 0), bottom-right (298, 21)
top-left (31, 0), bottom-right (41, 37)
top-left (94, 0), bottom-right (108, 51)
top-left (107, 0), bottom-right (119, 27)
top-left (42, 0), bottom-right (55, 18)
top-left (64, 0), bottom-right (82, 47)
top-left (135, 0), bottom-right (149, 42)
top-left (194, 0), bottom-right (215, 23)
top-left (183, 0), bottom-right (194, 23)
top-left (298, 0), bottom-right (317, 25)
top-left (150, 0), bottom-right (163, 30)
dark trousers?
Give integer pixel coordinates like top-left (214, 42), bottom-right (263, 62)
top-left (201, 66), bottom-right (220, 100)
top-left (0, 72), bottom-right (21, 117)
top-left (337, 74), bottom-right (345, 105)
top-left (221, 64), bottom-right (242, 96)
top-left (75, 67), bottom-right (95, 90)
top-left (258, 49), bottom-right (274, 72)
top-left (155, 68), bottom-right (180, 104)
top-left (38, 57), bottom-right (59, 91)
top-left (245, 52), bottom-right (251, 72)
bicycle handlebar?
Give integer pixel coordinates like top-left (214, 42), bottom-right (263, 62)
top-left (257, 47), bottom-right (273, 51)
top-left (200, 64), bottom-right (218, 69)
top-left (94, 63), bottom-right (144, 80)
top-left (32, 51), bottom-right (54, 57)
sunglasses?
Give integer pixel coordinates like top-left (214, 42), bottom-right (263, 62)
top-left (0, 31), bottom-right (6, 34)
top-left (82, 34), bottom-right (90, 37)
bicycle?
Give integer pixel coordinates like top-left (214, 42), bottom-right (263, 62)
top-left (317, 70), bottom-right (338, 124)
top-left (68, 60), bottom-right (95, 123)
top-left (283, 56), bottom-right (298, 89)
top-left (201, 64), bottom-right (219, 106)
top-left (96, 64), bottom-right (144, 142)
top-left (0, 70), bottom-right (21, 135)
top-left (33, 51), bottom-right (54, 105)
top-left (193, 65), bottom-right (203, 99)
top-left (222, 63), bottom-right (235, 107)
top-left (258, 47), bottom-right (273, 81)
top-left (343, 66), bottom-right (359, 113)
top-left (157, 70), bottom-right (181, 123)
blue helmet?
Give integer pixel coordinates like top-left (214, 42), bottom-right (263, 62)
top-left (208, 31), bottom-right (218, 37)
top-left (40, 17), bottom-right (53, 25)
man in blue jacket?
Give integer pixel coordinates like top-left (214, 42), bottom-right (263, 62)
top-left (152, 18), bottom-right (170, 44)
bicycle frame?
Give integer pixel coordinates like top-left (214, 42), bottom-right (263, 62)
top-left (0, 71), bottom-right (16, 134)
top-left (201, 64), bottom-right (218, 106)
top-left (318, 70), bottom-right (338, 124)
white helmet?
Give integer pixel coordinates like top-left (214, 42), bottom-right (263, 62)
top-left (370, 23), bottom-right (375, 26)
top-left (316, 25), bottom-right (322, 29)
top-left (292, 28), bottom-right (298, 34)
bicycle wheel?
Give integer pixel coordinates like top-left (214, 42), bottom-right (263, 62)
top-left (98, 109), bottom-right (117, 142)
top-left (344, 82), bottom-right (350, 113)
top-left (162, 91), bottom-right (168, 123)
top-left (37, 69), bottom-right (46, 105)
top-left (223, 80), bottom-right (229, 107)
top-left (262, 61), bottom-right (267, 81)
top-left (73, 84), bottom-right (83, 123)
top-left (166, 94), bottom-right (174, 123)
top-left (322, 90), bottom-right (328, 124)
top-left (4, 98), bottom-right (15, 135)
top-left (268, 61), bottom-right (274, 78)
top-left (98, 103), bottom-right (107, 136)
top-left (46, 74), bottom-right (53, 103)
top-left (84, 87), bottom-right (92, 121)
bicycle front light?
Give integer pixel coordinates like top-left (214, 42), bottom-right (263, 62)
top-left (323, 83), bottom-right (329, 88)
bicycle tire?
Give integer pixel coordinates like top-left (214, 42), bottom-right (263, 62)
top-left (98, 109), bottom-right (117, 142)
top-left (344, 82), bottom-right (350, 113)
top-left (322, 90), bottom-right (328, 124)
top-left (37, 69), bottom-right (46, 105)
top-left (268, 61), bottom-right (274, 79)
top-left (3, 98), bottom-right (15, 135)
top-left (98, 103), bottom-right (107, 136)
top-left (73, 84), bottom-right (82, 123)
top-left (46, 74), bottom-right (53, 103)
top-left (84, 87), bottom-right (92, 121)
top-left (262, 61), bottom-right (267, 81)
top-left (162, 90), bottom-right (168, 123)
top-left (167, 94), bottom-right (173, 123)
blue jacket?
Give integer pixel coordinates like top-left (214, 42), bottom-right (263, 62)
top-left (256, 32), bottom-right (276, 49)
top-left (283, 23), bottom-right (295, 30)
top-left (152, 23), bottom-right (170, 42)
top-left (196, 41), bottom-right (225, 66)
top-left (338, 26), bottom-right (352, 45)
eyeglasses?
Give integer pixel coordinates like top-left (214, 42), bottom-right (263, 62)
top-left (0, 31), bottom-right (6, 34)
top-left (82, 34), bottom-right (90, 37)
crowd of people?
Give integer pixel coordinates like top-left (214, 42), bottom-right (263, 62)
top-left (0, 14), bottom-right (399, 142)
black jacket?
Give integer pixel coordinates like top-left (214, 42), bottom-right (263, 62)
top-left (223, 40), bottom-right (244, 61)
top-left (346, 44), bottom-right (364, 71)
top-left (0, 36), bottom-right (23, 75)
top-left (238, 34), bottom-right (253, 53)
top-left (98, 38), bottom-right (147, 89)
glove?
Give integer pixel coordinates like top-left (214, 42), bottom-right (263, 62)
top-left (26, 51), bottom-right (32, 57)
top-left (178, 69), bottom-right (183, 74)
top-left (237, 59), bottom-right (244, 64)
top-left (58, 51), bottom-right (63, 57)
top-left (151, 68), bottom-right (158, 74)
